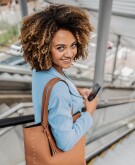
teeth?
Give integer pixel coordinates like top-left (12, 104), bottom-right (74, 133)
top-left (62, 59), bottom-right (70, 61)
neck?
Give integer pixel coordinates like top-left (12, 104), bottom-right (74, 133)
top-left (52, 65), bottom-right (64, 76)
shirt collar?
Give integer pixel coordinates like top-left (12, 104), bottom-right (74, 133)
top-left (47, 67), bottom-right (82, 98)
top-left (47, 67), bottom-right (65, 80)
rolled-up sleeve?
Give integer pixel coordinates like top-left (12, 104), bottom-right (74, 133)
top-left (48, 81), bottom-right (93, 151)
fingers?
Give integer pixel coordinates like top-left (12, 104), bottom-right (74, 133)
top-left (84, 95), bottom-right (98, 101)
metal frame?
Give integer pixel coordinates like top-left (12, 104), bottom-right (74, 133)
top-left (1, 98), bottom-right (135, 128)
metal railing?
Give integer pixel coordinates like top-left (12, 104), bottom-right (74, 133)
top-left (0, 96), bottom-right (135, 163)
top-left (0, 65), bottom-right (31, 75)
top-left (0, 102), bottom-right (33, 119)
top-left (0, 97), bottom-right (135, 129)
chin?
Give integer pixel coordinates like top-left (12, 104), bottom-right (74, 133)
top-left (62, 64), bottom-right (72, 69)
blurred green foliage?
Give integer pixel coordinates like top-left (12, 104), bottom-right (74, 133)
top-left (0, 21), bottom-right (19, 44)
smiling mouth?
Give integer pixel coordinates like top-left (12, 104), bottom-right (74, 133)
top-left (61, 58), bottom-right (72, 63)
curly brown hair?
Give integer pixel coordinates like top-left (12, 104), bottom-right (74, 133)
top-left (19, 4), bottom-right (93, 70)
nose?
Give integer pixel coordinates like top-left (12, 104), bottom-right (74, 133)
top-left (64, 48), bottom-right (73, 57)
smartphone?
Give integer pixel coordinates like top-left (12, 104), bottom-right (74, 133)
top-left (88, 83), bottom-right (101, 101)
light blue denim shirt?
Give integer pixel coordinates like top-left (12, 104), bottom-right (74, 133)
top-left (32, 67), bottom-right (93, 151)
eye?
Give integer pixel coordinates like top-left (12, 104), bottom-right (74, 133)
top-left (57, 46), bottom-right (65, 52)
top-left (71, 43), bottom-right (77, 49)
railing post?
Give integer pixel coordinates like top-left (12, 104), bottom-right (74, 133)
top-left (93, 0), bottom-right (113, 96)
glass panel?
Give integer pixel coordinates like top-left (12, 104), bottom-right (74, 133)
top-left (0, 125), bottom-right (25, 165)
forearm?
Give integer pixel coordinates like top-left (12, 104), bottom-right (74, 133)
top-left (49, 112), bottom-right (93, 151)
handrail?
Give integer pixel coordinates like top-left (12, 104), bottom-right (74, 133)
top-left (0, 50), bottom-right (21, 57)
top-left (82, 98), bottom-right (135, 111)
top-left (97, 99), bottom-right (135, 109)
top-left (0, 102), bottom-right (33, 119)
top-left (1, 99), bottom-right (135, 128)
top-left (100, 96), bottom-right (135, 104)
top-left (0, 65), bottom-right (32, 75)
top-left (104, 96), bottom-right (132, 101)
top-left (0, 114), bottom-right (34, 128)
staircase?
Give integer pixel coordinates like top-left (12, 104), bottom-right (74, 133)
top-left (89, 131), bottom-right (135, 165)
top-left (0, 103), bottom-right (33, 165)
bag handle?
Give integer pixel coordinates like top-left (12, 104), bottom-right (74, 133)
top-left (41, 78), bottom-right (60, 127)
top-left (41, 77), bottom-right (75, 127)
top-left (42, 78), bottom-right (73, 127)
top-left (41, 78), bottom-right (58, 123)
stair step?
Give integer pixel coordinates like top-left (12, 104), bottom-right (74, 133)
top-left (102, 150), bottom-right (126, 165)
top-left (92, 130), bottom-right (135, 165)
top-left (90, 157), bottom-right (105, 165)
top-left (112, 144), bottom-right (135, 165)
top-left (12, 74), bottom-right (24, 80)
top-left (0, 73), bottom-right (12, 79)
top-left (0, 103), bottom-right (10, 115)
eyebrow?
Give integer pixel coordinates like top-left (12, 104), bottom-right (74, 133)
top-left (54, 41), bottom-right (77, 47)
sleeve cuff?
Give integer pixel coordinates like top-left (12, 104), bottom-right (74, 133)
top-left (80, 111), bottom-right (94, 128)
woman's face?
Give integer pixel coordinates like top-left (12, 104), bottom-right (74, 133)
top-left (50, 29), bottom-right (77, 74)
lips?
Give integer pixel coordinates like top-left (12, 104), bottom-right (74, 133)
top-left (62, 59), bottom-right (70, 62)
top-left (61, 58), bottom-right (72, 63)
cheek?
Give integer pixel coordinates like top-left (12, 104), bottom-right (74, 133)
top-left (51, 50), bottom-right (62, 61)
top-left (73, 48), bottom-right (77, 56)
top-left (51, 48), bottom-right (57, 59)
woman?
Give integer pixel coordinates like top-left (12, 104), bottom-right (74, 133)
top-left (20, 4), bottom-right (97, 152)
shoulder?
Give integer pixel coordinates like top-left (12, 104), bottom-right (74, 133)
top-left (32, 69), bottom-right (55, 85)
top-left (51, 80), bottom-right (70, 97)
top-left (48, 80), bottom-right (72, 110)
top-left (32, 69), bottom-right (50, 77)
top-left (50, 80), bottom-right (71, 104)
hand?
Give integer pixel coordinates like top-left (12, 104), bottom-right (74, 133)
top-left (77, 88), bottom-right (91, 99)
top-left (84, 95), bottom-right (98, 115)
